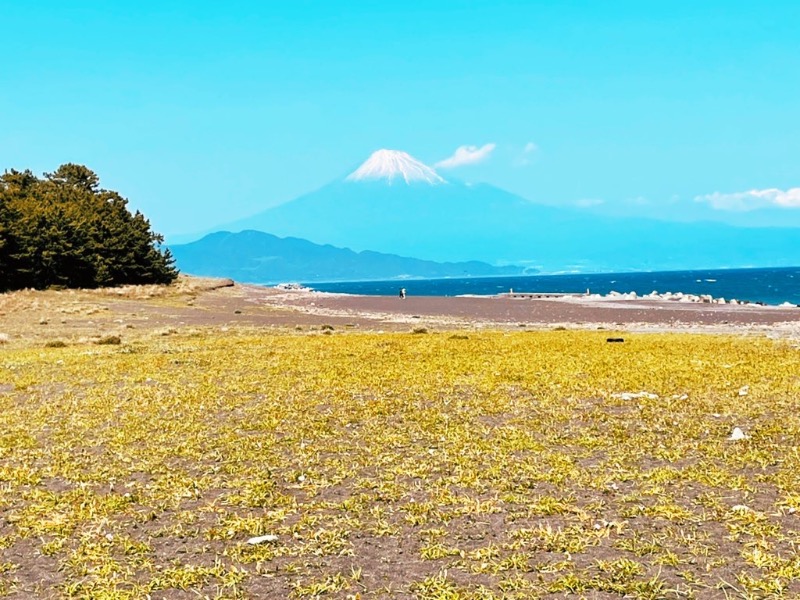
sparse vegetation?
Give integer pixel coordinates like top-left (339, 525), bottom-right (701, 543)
top-left (1, 328), bottom-right (800, 597)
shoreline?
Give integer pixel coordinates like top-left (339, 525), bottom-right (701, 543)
top-left (1, 277), bottom-right (799, 347)
top-left (277, 284), bottom-right (800, 308)
top-left (291, 264), bottom-right (800, 307)
top-left (260, 284), bottom-right (800, 338)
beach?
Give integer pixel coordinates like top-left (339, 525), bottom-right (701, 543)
top-left (265, 288), bottom-right (800, 335)
top-left (2, 277), bottom-right (800, 346)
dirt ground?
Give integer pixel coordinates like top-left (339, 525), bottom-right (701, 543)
top-left (2, 278), bottom-right (800, 598)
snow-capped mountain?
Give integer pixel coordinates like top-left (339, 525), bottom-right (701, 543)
top-left (172, 149), bottom-right (800, 274)
top-left (345, 149), bottom-right (447, 185)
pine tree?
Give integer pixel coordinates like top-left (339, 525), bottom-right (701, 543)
top-left (0, 164), bottom-right (178, 291)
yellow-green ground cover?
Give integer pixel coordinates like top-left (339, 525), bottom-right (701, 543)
top-left (1, 330), bottom-right (800, 599)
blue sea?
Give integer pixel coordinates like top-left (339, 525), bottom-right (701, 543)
top-left (304, 266), bottom-right (800, 306)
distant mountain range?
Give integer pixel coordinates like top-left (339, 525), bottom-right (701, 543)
top-left (170, 149), bottom-right (800, 280)
top-left (170, 230), bottom-right (525, 284)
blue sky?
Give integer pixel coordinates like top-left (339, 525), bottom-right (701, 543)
top-left (2, 1), bottom-right (799, 236)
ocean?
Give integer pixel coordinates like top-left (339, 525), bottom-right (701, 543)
top-left (303, 266), bottom-right (800, 306)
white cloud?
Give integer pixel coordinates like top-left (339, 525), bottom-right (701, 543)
top-left (695, 188), bottom-right (800, 211)
top-left (435, 143), bottom-right (496, 169)
top-left (514, 141), bottom-right (539, 167)
top-left (575, 198), bottom-right (605, 208)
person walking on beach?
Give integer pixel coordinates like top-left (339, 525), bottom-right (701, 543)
top-left (399, 288), bottom-right (406, 299)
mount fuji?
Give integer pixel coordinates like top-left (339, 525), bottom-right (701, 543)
top-left (173, 149), bottom-right (800, 275)
top-left (211, 149), bottom-right (573, 267)
top-left (345, 149), bottom-right (446, 185)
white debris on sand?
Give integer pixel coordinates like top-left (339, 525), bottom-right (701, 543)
top-left (247, 534), bottom-right (279, 545)
top-left (728, 427), bottom-right (749, 441)
top-left (611, 391), bottom-right (659, 400)
top-left (738, 385), bottom-right (750, 397)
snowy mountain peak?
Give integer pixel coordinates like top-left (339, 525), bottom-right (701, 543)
top-left (345, 149), bottom-right (447, 185)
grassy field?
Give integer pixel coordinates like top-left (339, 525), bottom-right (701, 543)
top-left (1, 329), bottom-right (800, 599)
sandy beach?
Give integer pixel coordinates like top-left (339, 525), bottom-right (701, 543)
top-left (2, 277), bottom-right (798, 346)
top-left (263, 287), bottom-right (800, 334)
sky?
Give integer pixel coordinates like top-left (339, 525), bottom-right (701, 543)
top-left (2, 1), bottom-right (800, 237)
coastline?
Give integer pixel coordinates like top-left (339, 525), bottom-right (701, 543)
top-left (2, 277), bottom-right (799, 348)
top-left (300, 265), bottom-right (800, 307)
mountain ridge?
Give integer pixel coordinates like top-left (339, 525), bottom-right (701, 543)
top-left (170, 230), bottom-right (527, 284)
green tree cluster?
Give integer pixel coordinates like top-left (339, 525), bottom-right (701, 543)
top-left (0, 164), bottom-right (177, 291)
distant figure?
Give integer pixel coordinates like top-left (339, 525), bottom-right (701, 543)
top-left (399, 288), bottom-right (406, 299)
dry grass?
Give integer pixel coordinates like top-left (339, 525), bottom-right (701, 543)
top-left (1, 329), bottom-right (800, 598)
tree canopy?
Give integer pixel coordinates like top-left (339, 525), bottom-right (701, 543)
top-left (0, 164), bottom-right (177, 291)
